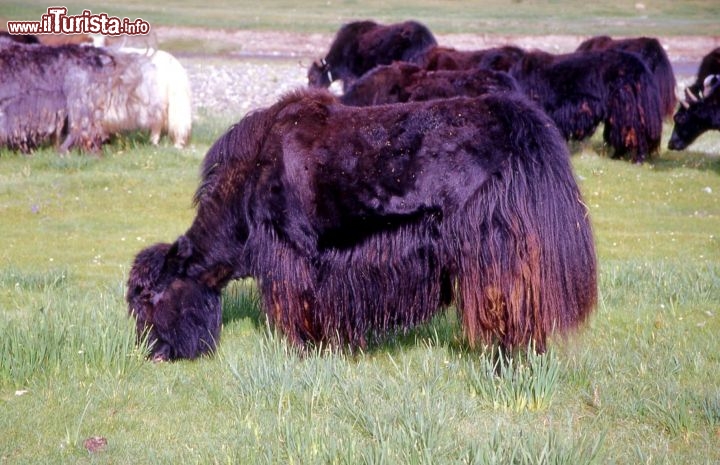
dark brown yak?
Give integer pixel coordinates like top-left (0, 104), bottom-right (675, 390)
top-left (340, 62), bottom-right (518, 106)
top-left (576, 35), bottom-right (677, 118)
top-left (127, 89), bottom-right (597, 361)
top-left (510, 49), bottom-right (663, 163)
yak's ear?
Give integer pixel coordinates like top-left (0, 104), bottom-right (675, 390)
top-left (166, 235), bottom-right (194, 274)
top-left (128, 243), bottom-right (172, 290)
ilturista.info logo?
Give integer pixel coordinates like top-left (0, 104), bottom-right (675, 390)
top-left (6, 7), bottom-right (150, 36)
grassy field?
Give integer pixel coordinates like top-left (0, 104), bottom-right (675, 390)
top-left (2, 2), bottom-right (720, 464)
top-left (1, 106), bottom-right (719, 465)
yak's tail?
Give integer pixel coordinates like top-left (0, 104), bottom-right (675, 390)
top-left (603, 51), bottom-right (663, 162)
top-left (455, 94), bottom-right (597, 352)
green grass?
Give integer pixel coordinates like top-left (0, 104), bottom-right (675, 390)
top-left (1, 118), bottom-right (718, 464)
top-left (2, 0), bottom-right (719, 36)
top-left (2, 3), bottom-right (720, 463)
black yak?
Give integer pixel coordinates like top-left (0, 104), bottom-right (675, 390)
top-left (307, 20), bottom-right (437, 90)
top-left (127, 88), bottom-right (597, 361)
top-left (668, 74), bottom-right (720, 150)
top-left (576, 36), bottom-right (677, 118)
top-left (509, 49), bottom-right (663, 163)
top-left (340, 62), bottom-right (518, 106)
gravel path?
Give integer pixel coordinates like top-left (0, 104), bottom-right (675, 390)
top-left (185, 58), bottom-right (310, 118)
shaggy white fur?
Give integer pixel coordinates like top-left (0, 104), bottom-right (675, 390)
top-left (118, 47), bottom-right (193, 148)
top-left (97, 40), bottom-right (193, 148)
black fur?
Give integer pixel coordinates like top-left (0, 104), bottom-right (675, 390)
top-left (510, 49), bottom-right (663, 162)
top-left (668, 74), bottom-right (720, 150)
top-left (307, 20), bottom-right (437, 90)
top-left (576, 36), bottom-right (677, 117)
top-left (126, 241), bottom-right (223, 361)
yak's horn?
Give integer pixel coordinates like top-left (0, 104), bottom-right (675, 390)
top-left (685, 87), bottom-right (700, 103)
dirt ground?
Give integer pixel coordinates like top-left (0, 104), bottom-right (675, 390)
top-left (152, 25), bottom-right (720, 71)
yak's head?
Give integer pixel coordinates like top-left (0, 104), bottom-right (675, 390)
top-left (668, 74), bottom-right (720, 151)
top-left (126, 237), bottom-right (223, 361)
top-left (307, 58), bottom-right (333, 88)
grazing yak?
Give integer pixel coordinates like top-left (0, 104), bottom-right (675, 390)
top-left (0, 42), bottom-right (127, 152)
top-left (127, 88), bottom-right (597, 361)
top-left (509, 49), bottom-right (663, 163)
top-left (340, 62), bottom-right (518, 106)
top-left (307, 20), bottom-right (437, 90)
top-left (668, 74), bottom-right (720, 150)
top-left (576, 36), bottom-right (677, 117)
top-left (0, 41), bottom-right (178, 153)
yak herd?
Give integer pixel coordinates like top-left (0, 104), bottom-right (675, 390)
top-left (308, 20), bottom-right (719, 163)
top-left (1, 21), bottom-right (718, 158)
top-left (2, 21), bottom-right (718, 361)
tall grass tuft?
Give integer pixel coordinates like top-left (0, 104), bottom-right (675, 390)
top-left (465, 346), bottom-right (561, 412)
top-left (699, 392), bottom-right (720, 429)
top-left (221, 279), bottom-right (262, 325)
top-left (644, 395), bottom-right (695, 437)
top-left (0, 284), bottom-right (145, 387)
top-left (467, 425), bottom-right (606, 465)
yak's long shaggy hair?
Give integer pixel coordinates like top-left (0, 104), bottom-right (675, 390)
top-left (576, 36), bottom-right (677, 118)
top-left (101, 46), bottom-right (192, 148)
top-left (0, 42), bottom-right (164, 153)
top-left (127, 89), bottom-right (597, 360)
top-left (340, 62), bottom-right (518, 106)
top-left (0, 45), bottom-right (68, 153)
top-left (510, 49), bottom-right (663, 163)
